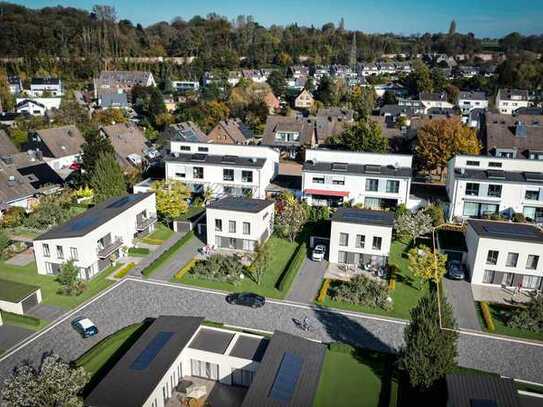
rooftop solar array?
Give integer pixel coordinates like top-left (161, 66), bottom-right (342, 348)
top-left (331, 162), bottom-right (348, 171)
top-left (230, 336), bottom-right (269, 362)
top-left (333, 208), bottom-right (395, 226)
top-left (188, 328), bottom-right (235, 354)
top-left (129, 331), bottom-right (174, 371)
top-left (180, 129), bottom-right (199, 142)
top-left (222, 155), bottom-right (238, 164)
top-left (481, 222), bottom-right (541, 238)
top-left (269, 352), bottom-right (303, 402)
top-left (208, 197), bottom-right (274, 213)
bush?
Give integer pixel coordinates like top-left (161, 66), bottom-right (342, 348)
top-left (1, 207), bottom-right (26, 228)
top-left (507, 293), bottom-right (543, 333)
top-left (329, 274), bottom-right (392, 310)
top-left (479, 302), bottom-right (495, 332)
top-left (114, 263), bottom-right (135, 278)
top-left (512, 212), bottom-right (526, 223)
top-left (127, 247), bottom-right (150, 256)
top-left (0, 310), bottom-right (41, 328)
top-left (425, 203), bottom-right (445, 227)
top-left (175, 258), bottom-right (197, 280)
top-left (276, 243), bottom-right (306, 292)
top-left (189, 255), bottom-right (243, 284)
top-left (316, 279), bottom-right (331, 303)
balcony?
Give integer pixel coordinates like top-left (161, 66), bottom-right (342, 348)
top-left (97, 238), bottom-right (123, 259)
top-left (137, 216), bottom-right (158, 231)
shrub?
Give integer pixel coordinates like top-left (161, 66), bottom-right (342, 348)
top-left (276, 243), bottom-right (306, 292)
top-left (329, 274), bottom-right (392, 310)
top-left (0, 230), bottom-right (10, 256)
top-left (316, 279), bottom-right (331, 303)
top-left (127, 247), bottom-right (150, 256)
top-left (425, 203), bottom-right (445, 227)
top-left (189, 255), bottom-right (243, 284)
top-left (507, 293), bottom-right (543, 333)
top-left (479, 302), bottom-right (495, 332)
top-left (512, 212), bottom-right (526, 223)
top-left (1, 207), bottom-right (26, 228)
top-left (114, 263), bottom-right (135, 278)
top-left (142, 237), bottom-right (164, 245)
top-left (388, 265), bottom-right (399, 291)
top-left (175, 258), bottom-right (197, 280)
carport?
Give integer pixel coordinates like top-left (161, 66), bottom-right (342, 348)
top-left (0, 279), bottom-right (42, 315)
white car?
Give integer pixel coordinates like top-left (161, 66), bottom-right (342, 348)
top-left (71, 317), bottom-right (99, 338)
top-left (312, 245), bottom-right (326, 262)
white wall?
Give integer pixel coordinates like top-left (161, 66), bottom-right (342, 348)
top-left (457, 98), bottom-right (488, 113)
top-left (0, 290), bottom-right (42, 315)
top-left (329, 221), bottom-right (392, 264)
top-left (16, 97), bottom-right (61, 111)
top-left (46, 153), bottom-right (81, 171)
top-left (305, 149), bottom-right (413, 168)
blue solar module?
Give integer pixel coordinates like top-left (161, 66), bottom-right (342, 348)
top-left (269, 352), bottom-right (303, 402)
top-left (106, 195), bottom-right (138, 209)
top-left (68, 216), bottom-right (99, 232)
top-left (130, 331), bottom-right (174, 371)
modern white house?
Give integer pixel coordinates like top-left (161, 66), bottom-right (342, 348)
top-left (205, 197), bottom-right (274, 252)
top-left (15, 99), bottom-right (47, 116)
top-left (302, 149), bottom-right (413, 209)
top-left (165, 142), bottom-right (279, 199)
top-left (419, 92), bottom-right (454, 114)
top-left (86, 316), bottom-right (326, 407)
top-left (29, 77), bottom-right (63, 97)
top-left (446, 155), bottom-right (543, 223)
top-left (496, 89), bottom-right (530, 115)
top-left (33, 193), bottom-right (157, 280)
top-left (0, 279), bottom-right (42, 315)
top-left (172, 80), bottom-right (200, 92)
top-left (329, 208), bottom-right (394, 268)
top-left (27, 125), bottom-right (85, 171)
top-left (457, 91), bottom-right (488, 114)
top-left (465, 219), bottom-right (543, 291)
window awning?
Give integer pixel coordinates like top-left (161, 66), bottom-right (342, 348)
top-left (304, 189), bottom-right (349, 197)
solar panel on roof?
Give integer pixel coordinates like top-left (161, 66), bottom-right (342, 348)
top-left (269, 352), bottom-right (303, 402)
top-left (181, 129), bottom-right (198, 142)
top-left (222, 155), bottom-right (238, 164)
top-left (342, 211), bottom-right (385, 222)
top-left (130, 331), bottom-right (174, 371)
top-left (331, 162), bottom-right (348, 171)
top-left (482, 223), bottom-right (540, 238)
top-left (68, 216), bottom-right (99, 231)
top-left (106, 195), bottom-right (137, 208)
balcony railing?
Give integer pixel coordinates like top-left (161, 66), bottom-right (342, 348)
top-left (137, 216), bottom-right (158, 231)
top-left (97, 238), bottom-right (123, 258)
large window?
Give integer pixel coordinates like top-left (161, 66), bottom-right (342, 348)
top-left (526, 255), bottom-right (539, 270)
top-left (70, 247), bottom-right (78, 261)
top-left (525, 190), bottom-right (540, 200)
top-left (523, 206), bottom-right (543, 222)
top-left (486, 250), bottom-right (499, 265)
top-left (215, 219), bottom-right (222, 232)
top-left (506, 252), bottom-right (518, 268)
top-left (56, 245), bottom-right (64, 259)
top-left (502, 273), bottom-right (514, 286)
top-left (483, 270), bottom-right (495, 284)
top-left (232, 368), bottom-right (255, 387)
top-left (487, 184), bottom-right (502, 198)
top-left (312, 177), bottom-right (325, 184)
top-left (465, 183), bottom-right (479, 196)
top-left (229, 220), bottom-right (236, 233)
top-left (355, 235), bottom-right (365, 248)
top-left (43, 243), bottom-right (50, 257)
top-left (243, 222), bottom-right (250, 235)
top-left (242, 171), bottom-right (253, 183)
top-left (463, 202), bottom-right (499, 218)
top-left (386, 180), bottom-right (399, 193)
top-left (193, 167), bottom-right (204, 179)
top-left (223, 169), bottom-right (234, 181)
top-left (522, 275), bottom-right (542, 289)
top-left (339, 233), bottom-right (349, 246)
top-left (191, 359), bottom-right (219, 380)
top-left (372, 236), bottom-right (382, 250)
top-left (332, 177), bottom-right (345, 185)
top-left (365, 179), bottom-right (379, 192)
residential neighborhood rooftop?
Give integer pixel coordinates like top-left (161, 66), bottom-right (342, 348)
top-left (467, 219), bottom-right (543, 243)
top-left (207, 197), bottom-right (274, 213)
top-left (332, 207), bottom-right (395, 226)
top-left (485, 112), bottom-right (543, 158)
top-left (167, 152), bottom-right (266, 169)
top-left (35, 125), bottom-right (84, 158)
top-left (446, 373), bottom-right (521, 407)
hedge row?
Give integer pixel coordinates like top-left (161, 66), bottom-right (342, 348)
top-left (128, 247), bottom-right (150, 257)
top-left (388, 265), bottom-right (399, 291)
top-left (175, 258), bottom-right (197, 280)
top-left (316, 279), bottom-right (330, 303)
top-left (480, 301), bottom-right (495, 332)
top-left (275, 242), bottom-right (306, 293)
top-left (115, 263), bottom-right (135, 279)
top-left (1, 310), bottom-right (41, 327)
top-left (141, 238), bottom-right (164, 245)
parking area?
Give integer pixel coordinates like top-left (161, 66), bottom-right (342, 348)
top-left (286, 257), bottom-right (328, 303)
top-left (443, 278), bottom-right (482, 331)
top-left (27, 304), bottom-right (66, 321)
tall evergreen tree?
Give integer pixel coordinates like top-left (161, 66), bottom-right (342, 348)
top-left (81, 129), bottom-right (116, 177)
top-left (89, 152), bottom-right (126, 203)
top-left (400, 292), bottom-right (458, 389)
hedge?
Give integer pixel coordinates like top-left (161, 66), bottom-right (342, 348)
top-left (316, 279), bottom-right (330, 303)
top-left (0, 310), bottom-right (41, 328)
top-left (276, 243), bottom-right (306, 293)
top-left (175, 258), bottom-right (197, 280)
top-left (388, 265), bottom-right (399, 291)
top-left (142, 232), bottom-right (194, 277)
top-left (480, 301), bottom-right (495, 332)
top-left (127, 247), bottom-right (150, 257)
top-left (115, 263), bottom-right (135, 279)
top-left (141, 238), bottom-right (164, 245)
top-left (328, 342), bottom-right (355, 354)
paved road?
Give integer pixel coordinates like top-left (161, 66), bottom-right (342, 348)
top-left (443, 278), bottom-right (482, 331)
top-left (286, 258), bottom-right (327, 303)
top-left (1, 278), bottom-right (543, 386)
top-left (27, 304), bottom-right (66, 321)
top-left (0, 325), bottom-right (33, 353)
top-left (150, 236), bottom-right (204, 281)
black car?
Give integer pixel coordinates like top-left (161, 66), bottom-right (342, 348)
top-left (446, 260), bottom-right (466, 280)
top-left (225, 292), bottom-right (265, 308)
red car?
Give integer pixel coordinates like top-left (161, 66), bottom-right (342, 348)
top-left (69, 162), bottom-right (81, 171)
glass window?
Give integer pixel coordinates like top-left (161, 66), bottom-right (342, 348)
top-left (198, 147), bottom-right (209, 152)
top-left (523, 206), bottom-right (543, 221)
top-left (486, 250), bottom-right (499, 265)
top-left (229, 221), bottom-right (236, 233)
top-left (179, 145), bottom-right (190, 151)
top-left (338, 251), bottom-right (347, 264)
top-left (481, 203), bottom-right (499, 216)
top-left (488, 162), bottom-right (502, 168)
top-left (365, 179), bottom-right (379, 192)
top-left (312, 177), bottom-right (325, 184)
top-left (506, 253), bottom-right (518, 267)
top-left (502, 273), bottom-right (514, 286)
top-left (525, 190), bottom-right (540, 200)
top-left (175, 172), bottom-right (186, 178)
top-left (215, 219), bottom-right (222, 232)
top-left (466, 160), bottom-right (480, 166)
top-left (483, 270), bottom-right (495, 283)
top-left (364, 197), bottom-right (381, 210)
top-left (56, 245), bottom-right (63, 259)
top-left (465, 183), bottom-right (479, 196)
top-left (522, 275), bottom-right (542, 289)
top-left (70, 247), bottom-right (78, 261)
top-left (332, 178), bottom-right (345, 185)
top-left (356, 235), bottom-right (365, 248)
top-left (242, 171), bottom-right (253, 183)
top-left (223, 169), bottom-right (234, 181)
top-left (339, 233), bottom-right (349, 246)
top-left (372, 236), bottom-right (382, 250)
top-left (526, 255), bottom-right (539, 270)
top-left (386, 180), bottom-right (399, 193)
top-left (463, 202), bottom-right (480, 217)
top-left (243, 222), bottom-right (250, 235)
top-left (487, 184), bottom-right (502, 198)
top-left (193, 167), bottom-right (204, 179)
top-left (43, 243), bottom-right (50, 257)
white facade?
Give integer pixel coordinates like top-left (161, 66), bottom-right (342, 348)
top-left (496, 89), bottom-right (530, 115)
top-left (465, 221), bottom-right (543, 290)
top-left (205, 201), bottom-right (274, 252)
top-left (457, 94), bottom-right (488, 114)
top-left (447, 155), bottom-right (543, 223)
top-left (16, 99), bottom-right (47, 116)
top-left (420, 97), bottom-right (454, 114)
top-left (302, 149), bottom-right (413, 209)
top-left (16, 97), bottom-right (61, 114)
top-left (166, 142), bottom-right (279, 199)
top-left (0, 289), bottom-right (42, 315)
top-left (172, 81), bottom-right (200, 92)
top-left (29, 79), bottom-right (63, 97)
top-left (33, 193), bottom-right (157, 280)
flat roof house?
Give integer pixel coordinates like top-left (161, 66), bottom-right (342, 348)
top-left (457, 91), bottom-right (488, 114)
top-left (329, 208), bottom-right (394, 269)
top-left (86, 316), bottom-right (326, 407)
top-left (33, 193), bottom-right (157, 280)
top-left (30, 77), bottom-right (63, 97)
top-left (206, 197), bottom-right (274, 252)
top-left (446, 373), bottom-right (522, 407)
top-left (0, 279), bottom-right (42, 315)
top-left (302, 148), bottom-right (413, 209)
top-left (465, 219), bottom-right (543, 291)
top-left (165, 142), bottom-right (279, 200)
top-left (419, 92), bottom-right (454, 114)
top-left (446, 155), bottom-right (543, 223)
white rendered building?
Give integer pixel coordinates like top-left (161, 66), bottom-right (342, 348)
top-left (447, 155), bottom-right (543, 223)
top-left (419, 92), bottom-right (455, 114)
top-left (33, 193), bottom-right (157, 280)
top-left (29, 77), bottom-right (63, 97)
top-left (457, 91), bottom-right (488, 114)
top-left (329, 208), bottom-right (394, 268)
top-left (496, 89), bottom-right (530, 115)
top-left (205, 197), bottom-right (274, 252)
top-left (302, 149), bottom-right (413, 209)
top-left (165, 142), bottom-right (279, 199)
top-left (465, 219), bottom-right (543, 291)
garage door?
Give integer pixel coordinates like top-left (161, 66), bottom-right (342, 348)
top-left (21, 293), bottom-right (38, 313)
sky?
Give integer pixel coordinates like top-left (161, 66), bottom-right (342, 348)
top-left (10, 0), bottom-right (543, 38)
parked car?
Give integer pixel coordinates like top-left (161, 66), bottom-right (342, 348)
top-left (71, 317), bottom-right (98, 338)
top-left (311, 245), bottom-right (326, 262)
top-left (225, 292), bottom-right (265, 308)
top-left (446, 260), bottom-right (466, 280)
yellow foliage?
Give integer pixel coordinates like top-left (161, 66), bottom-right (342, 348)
top-left (317, 279), bottom-right (331, 303)
top-left (480, 302), bottom-right (495, 332)
top-left (175, 258), bottom-right (197, 280)
top-left (151, 179), bottom-right (190, 221)
top-left (115, 263), bottom-right (135, 278)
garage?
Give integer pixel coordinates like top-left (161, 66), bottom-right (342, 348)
top-left (21, 292), bottom-right (39, 313)
top-left (0, 279), bottom-right (42, 316)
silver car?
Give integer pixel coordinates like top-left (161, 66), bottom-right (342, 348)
top-left (312, 245), bottom-right (326, 262)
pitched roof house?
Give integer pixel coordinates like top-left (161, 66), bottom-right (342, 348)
top-left (262, 116), bottom-right (316, 158)
top-left (208, 118), bottom-right (255, 144)
top-left (294, 89), bottom-right (314, 109)
top-left (100, 124), bottom-right (148, 168)
top-left (0, 130), bottom-right (18, 158)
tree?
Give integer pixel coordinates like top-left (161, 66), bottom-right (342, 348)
top-left (89, 152), bottom-right (126, 203)
top-left (508, 292), bottom-right (543, 333)
top-left (151, 179), bottom-right (190, 222)
top-left (415, 118), bottom-right (480, 179)
top-left (425, 204), bottom-right (445, 227)
top-left (430, 68), bottom-right (447, 92)
top-left (445, 84), bottom-right (460, 104)
top-left (404, 60), bottom-right (433, 94)
top-left (400, 293), bottom-right (457, 389)
top-left (330, 119), bottom-right (388, 153)
top-left (249, 240), bottom-right (271, 285)
top-left (275, 193), bottom-right (307, 242)
top-left (448, 19), bottom-right (457, 35)
top-left (81, 129), bottom-right (116, 176)
top-left (56, 260), bottom-right (85, 296)
top-left (382, 90), bottom-right (397, 106)
top-left (314, 75), bottom-right (336, 106)
top-left (92, 108), bottom-right (128, 126)
top-left (266, 70), bottom-right (287, 96)
top-left (408, 245), bottom-right (447, 288)
top-left (1, 353), bottom-right (88, 407)
top-left (394, 211), bottom-right (434, 244)
top-left (0, 70), bottom-right (15, 111)
top-left (8, 127), bottom-right (28, 148)
top-left (349, 85), bottom-right (376, 120)
top-left (0, 229), bottom-right (10, 256)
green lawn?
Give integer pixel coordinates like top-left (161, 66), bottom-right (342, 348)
top-left (0, 261), bottom-right (117, 309)
top-left (477, 302), bottom-right (543, 342)
top-left (177, 206), bottom-right (205, 221)
top-left (314, 346), bottom-right (393, 407)
top-left (176, 237), bottom-right (299, 299)
top-left (0, 310), bottom-right (48, 331)
top-left (142, 223), bottom-right (174, 244)
top-left (321, 242), bottom-right (427, 320)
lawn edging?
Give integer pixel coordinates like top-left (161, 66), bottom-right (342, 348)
top-left (141, 232), bottom-right (194, 277)
top-left (275, 241), bottom-right (306, 293)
